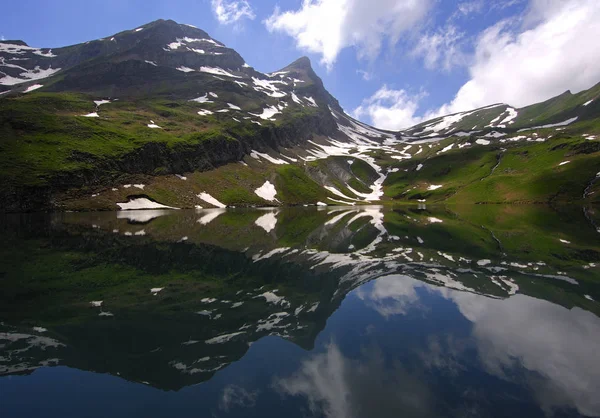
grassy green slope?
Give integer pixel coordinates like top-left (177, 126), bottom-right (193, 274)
top-left (382, 126), bottom-right (600, 204)
top-left (513, 82), bottom-right (600, 127)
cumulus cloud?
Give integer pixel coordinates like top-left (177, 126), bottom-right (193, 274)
top-left (356, 0), bottom-right (600, 130)
top-left (264, 0), bottom-right (432, 69)
top-left (445, 0), bottom-right (600, 112)
top-left (211, 0), bottom-right (255, 25)
top-left (352, 86), bottom-right (427, 130)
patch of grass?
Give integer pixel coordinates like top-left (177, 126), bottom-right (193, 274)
top-left (349, 158), bottom-right (378, 184)
top-left (275, 165), bottom-right (328, 204)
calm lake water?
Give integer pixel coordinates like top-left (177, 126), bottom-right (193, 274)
top-left (1, 205), bottom-right (599, 418)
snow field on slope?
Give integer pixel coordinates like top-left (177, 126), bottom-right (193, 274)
top-left (254, 181), bottom-right (279, 202)
top-left (197, 192), bottom-right (227, 208)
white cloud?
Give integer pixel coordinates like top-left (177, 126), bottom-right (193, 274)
top-left (412, 25), bottom-right (466, 71)
top-left (445, 0), bottom-right (600, 112)
top-left (356, 0), bottom-right (600, 130)
top-left (0, 35), bottom-right (5, 41)
top-left (352, 85), bottom-right (426, 130)
top-left (211, 0), bottom-right (255, 25)
top-left (264, 0), bottom-right (432, 69)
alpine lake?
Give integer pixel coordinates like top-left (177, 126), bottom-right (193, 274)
top-left (1, 204), bottom-right (599, 418)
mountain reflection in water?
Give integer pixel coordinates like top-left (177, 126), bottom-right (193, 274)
top-left (1, 205), bottom-right (599, 418)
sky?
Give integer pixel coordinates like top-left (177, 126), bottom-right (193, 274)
top-left (2, 0), bottom-right (600, 129)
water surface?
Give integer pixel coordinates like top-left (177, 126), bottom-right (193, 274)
top-left (1, 205), bottom-right (599, 417)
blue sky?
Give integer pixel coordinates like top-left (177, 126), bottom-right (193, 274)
top-left (2, 0), bottom-right (600, 129)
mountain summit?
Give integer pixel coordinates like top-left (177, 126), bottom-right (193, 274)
top-left (0, 20), bottom-right (599, 211)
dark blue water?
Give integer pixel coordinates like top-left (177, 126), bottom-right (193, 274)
top-left (1, 206), bottom-right (599, 417)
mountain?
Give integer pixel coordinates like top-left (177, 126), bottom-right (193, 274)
top-left (0, 19), bottom-right (599, 212)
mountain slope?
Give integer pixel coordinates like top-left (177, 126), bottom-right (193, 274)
top-left (0, 19), bottom-right (599, 211)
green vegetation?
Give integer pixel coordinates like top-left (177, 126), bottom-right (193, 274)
top-left (275, 165), bottom-right (329, 204)
top-left (1, 71), bottom-right (600, 210)
top-left (384, 143), bottom-right (499, 201)
top-left (0, 92), bottom-right (239, 187)
top-left (513, 81), bottom-right (600, 127)
top-left (381, 131), bottom-right (600, 204)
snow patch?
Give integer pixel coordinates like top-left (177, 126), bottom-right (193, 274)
top-left (250, 150), bottom-right (288, 164)
top-left (199, 66), bottom-right (241, 78)
top-left (23, 84), bottom-right (43, 92)
top-left (304, 96), bottom-right (318, 107)
top-left (198, 192), bottom-right (226, 208)
top-left (0, 65), bottom-right (60, 86)
top-left (519, 117), bottom-right (579, 131)
top-left (250, 105), bottom-right (281, 120)
top-left (254, 181), bottom-right (278, 202)
top-left (438, 143), bottom-right (454, 153)
top-left (324, 186), bottom-right (358, 201)
top-left (484, 131), bottom-right (505, 138)
top-left (291, 91), bottom-right (303, 105)
top-left (256, 290), bottom-right (288, 306)
top-left (117, 198), bottom-right (178, 210)
top-left (205, 332), bottom-right (245, 344)
top-left (190, 94), bottom-right (213, 103)
top-left (33, 49), bottom-right (56, 57)
top-left (251, 77), bottom-right (286, 98)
